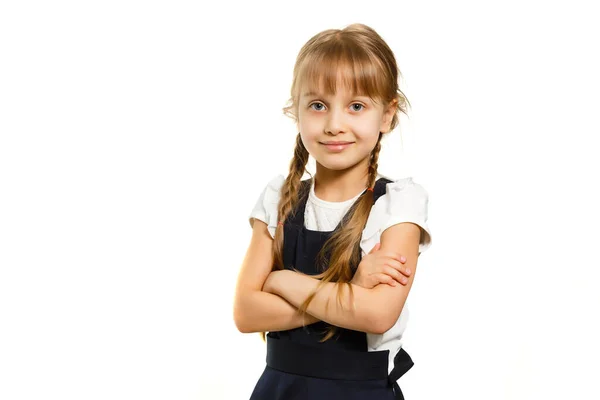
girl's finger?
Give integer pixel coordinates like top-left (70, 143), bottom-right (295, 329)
top-left (384, 250), bottom-right (406, 263)
top-left (385, 258), bottom-right (412, 276)
top-left (382, 266), bottom-right (408, 285)
top-left (373, 273), bottom-right (397, 287)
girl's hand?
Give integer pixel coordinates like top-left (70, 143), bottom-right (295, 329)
top-left (350, 243), bottom-right (411, 289)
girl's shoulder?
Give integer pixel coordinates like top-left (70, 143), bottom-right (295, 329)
top-left (363, 174), bottom-right (432, 255)
top-left (247, 174), bottom-right (286, 239)
top-left (375, 173), bottom-right (430, 206)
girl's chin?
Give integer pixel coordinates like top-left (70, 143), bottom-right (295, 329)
top-left (314, 158), bottom-right (361, 172)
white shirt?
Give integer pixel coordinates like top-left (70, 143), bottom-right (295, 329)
top-left (248, 172), bottom-right (432, 374)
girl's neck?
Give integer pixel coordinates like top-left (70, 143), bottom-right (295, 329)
top-left (313, 162), bottom-right (371, 202)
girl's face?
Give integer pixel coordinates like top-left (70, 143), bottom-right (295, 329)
top-left (297, 82), bottom-right (395, 173)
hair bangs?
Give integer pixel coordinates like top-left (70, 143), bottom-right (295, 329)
top-left (297, 46), bottom-right (388, 105)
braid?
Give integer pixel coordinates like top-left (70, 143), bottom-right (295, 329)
top-left (367, 132), bottom-right (383, 188)
top-left (273, 132), bottom-right (309, 271)
top-left (259, 133), bottom-right (309, 342)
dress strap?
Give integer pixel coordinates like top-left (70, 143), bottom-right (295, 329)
top-left (285, 179), bottom-right (311, 228)
top-left (373, 177), bottom-right (393, 203)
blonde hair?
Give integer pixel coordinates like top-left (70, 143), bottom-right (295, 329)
top-left (261, 23), bottom-right (411, 342)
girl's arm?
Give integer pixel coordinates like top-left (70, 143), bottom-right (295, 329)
top-left (233, 219), bottom-right (320, 333)
top-left (264, 223), bottom-right (422, 334)
top-left (235, 290), bottom-right (319, 333)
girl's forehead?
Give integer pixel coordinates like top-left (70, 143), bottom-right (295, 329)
top-left (299, 73), bottom-right (375, 100)
top-left (300, 84), bottom-right (368, 99)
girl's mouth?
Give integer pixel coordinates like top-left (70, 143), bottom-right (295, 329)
top-left (321, 142), bottom-right (353, 152)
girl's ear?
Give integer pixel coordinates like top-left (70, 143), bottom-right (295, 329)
top-left (380, 99), bottom-right (397, 133)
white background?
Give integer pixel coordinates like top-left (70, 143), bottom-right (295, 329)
top-left (1, 1), bottom-right (599, 399)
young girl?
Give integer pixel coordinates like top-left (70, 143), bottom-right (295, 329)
top-left (234, 23), bottom-right (432, 400)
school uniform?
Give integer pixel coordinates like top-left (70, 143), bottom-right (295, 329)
top-left (247, 172), bottom-right (432, 400)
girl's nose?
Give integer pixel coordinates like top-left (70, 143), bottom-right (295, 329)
top-left (324, 107), bottom-right (347, 135)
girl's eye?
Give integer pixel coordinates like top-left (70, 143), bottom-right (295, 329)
top-left (309, 102), bottom-right (365, 112)
top-left (310, 102), bottom-right (325, 111)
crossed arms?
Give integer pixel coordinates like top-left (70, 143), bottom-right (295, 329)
top-left (233, 219), bottom-right (421, 335)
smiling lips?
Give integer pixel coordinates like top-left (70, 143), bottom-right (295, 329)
top-left (321, 141), bottom-right (354, 152)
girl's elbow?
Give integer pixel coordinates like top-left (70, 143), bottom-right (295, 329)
top-left (235, 321), bottom-right (254, 334)
top-left (233, 312), bottom-right (249, 333)
top-left (233, 307), bottom-right (245, 332)
top-left (234, 310), bottom-right (259, 333)
top-left (365, 293), bottom-right (407, 334)
top-left (364, 309), bottom-right (395, 335)
top-left (375, 317), bottom-right (395, 334)
top-left (358, 310), bottom-right (385, 334)
top-left (233, 297), bottom-right (253, 333)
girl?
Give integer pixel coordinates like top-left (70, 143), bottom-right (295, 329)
top-left (234, 23), bottom-right (432, 400)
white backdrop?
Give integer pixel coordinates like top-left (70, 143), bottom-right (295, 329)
top-left (1, 1), bottom-right (599, 399)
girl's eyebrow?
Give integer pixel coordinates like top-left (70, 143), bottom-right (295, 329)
top-left (302, 91), bottom-right (321, 98)
top-left (302, 91), bottom-right (369, 99)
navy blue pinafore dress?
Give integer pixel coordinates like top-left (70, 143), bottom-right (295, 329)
top-left (249, 177), bottom-right (414, 400)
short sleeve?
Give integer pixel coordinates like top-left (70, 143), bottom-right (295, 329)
top-left (361, 177), bottom-right (432, 256)
top-left (248, 174), bottom-right (285, 239)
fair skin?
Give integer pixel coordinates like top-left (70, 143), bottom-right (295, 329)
top-left (233, 77), bottom-right (419, 334)
top-left (297, 80), bottom-right (397, 201)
